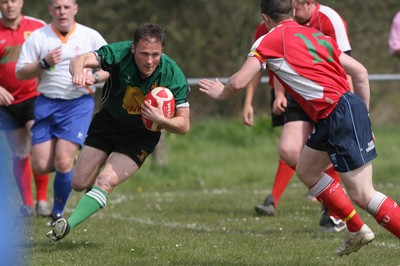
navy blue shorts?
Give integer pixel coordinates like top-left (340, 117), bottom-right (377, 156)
top-left (84, 109), bottom-right (161, 167)
top-left (0, 97), bottom-right (36, 130)
top-left (31, 95), bottom-right (94, 146)
top-left (306, 92), bottom-right (377, 172)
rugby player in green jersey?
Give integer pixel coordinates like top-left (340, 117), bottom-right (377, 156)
top-left (46, 23), bottom-right (190, 242)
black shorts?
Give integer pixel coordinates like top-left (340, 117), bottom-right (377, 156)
top-left (270, 89), bottom-right (313, 127)
top-left (284, 94), bottom-right (314, 124)
top-left (84, 109), bottom-right (161, 167)
top-left (0, 97), bottom-right (36, 130)
top-left (270, 89), bottom-right (285, 127)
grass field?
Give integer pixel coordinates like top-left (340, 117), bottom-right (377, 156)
top-left (8, 117), bottom-right (400, 265)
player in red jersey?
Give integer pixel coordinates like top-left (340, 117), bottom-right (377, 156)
top-left (0, 0), bottom-right (50, 217)
top-left (245, 0), bottom-right (351, 233)
top-left (200, 0), bottom-right (400, 256)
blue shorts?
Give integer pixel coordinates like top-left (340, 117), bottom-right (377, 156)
top-left (31, 95), bottom-right (94, 146)
top-left (306, 92), bottom-right (377, 172)
top-left (0, 97), bottom-right (36, 130)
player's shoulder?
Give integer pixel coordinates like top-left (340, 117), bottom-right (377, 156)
top-left (98, 41), bottom-right (132, 62)
top-left (75, 23), bottom-right (102, 35)
top-left (158, 53), bottom-right (187, 80)
top-left (106, 40), bottom-right (132, 51)
top-left (22, 22), bottom-right (50, 41)
top-left (23, 15), bottom-right (46, 26)
top-left (318, 5), bottom-right (347, 25)
top-left (255, 21), bottom-right (269, 40)
top-left (161, 53), bottom-right (183, 70)
top-left (21, 15), bottom-right (46, 30)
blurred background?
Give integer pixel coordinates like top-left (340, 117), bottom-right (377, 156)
top-left (22, 0), bottom-right (400, 124)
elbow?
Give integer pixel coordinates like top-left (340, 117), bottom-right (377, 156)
top-left (230, 79), bottom-right (246, 92)
top-left (176, 122), bottom-right (190, 135)
top-left (359, 66), bottom-right (369, 81)
top-left (15, 67), bottom-right (31, 81)
top-left (181, 123), bottom-right (190, 135)
top-left (15, 70), bottom-right (24, 81)
top-left (350, 65), bottom-right (368, 82)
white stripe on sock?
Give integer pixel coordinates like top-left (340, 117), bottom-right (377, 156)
top-left (87, 189), bottom-right (107, 208)
top-left (367, 192), bottom-right (387, 216)
top-left (309, 174), bottom-right (334, 197)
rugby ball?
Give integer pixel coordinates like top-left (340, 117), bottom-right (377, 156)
top-left (142, 87), bottom-right (175, 131)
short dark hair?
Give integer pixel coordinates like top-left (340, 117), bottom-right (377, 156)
top-left (260, 0), bottom-right (293, 21)
top-left (48, 0), bottom-right (77, 5)
top-left (133, 23), bottom-right (166, 47)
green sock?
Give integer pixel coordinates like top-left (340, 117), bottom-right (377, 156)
top-left (67, 186), bottom-right (108, 230)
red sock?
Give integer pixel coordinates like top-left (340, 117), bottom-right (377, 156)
top-left (368, 192), bottom-right (400, 238)
top-left (322, 167), bottom-right (342, 220)
top-left (13, 157), bottom-right (34, 206)
top-left (309, 174), bottom-right (363, 232)
top-left (325, 165), bottom-right (340, 183)
top-left (271, 160), bottom-right (295, 207)
top-left (34, 172), bottom-right (49, 202)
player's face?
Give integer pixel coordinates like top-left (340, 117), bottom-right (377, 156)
top-left (292, 0), bottom-right (312, 25)
top-left (132, 38), bottom-right (163, 80)
top-left (0, 0), bottom-right (23, 21)
top-left (48, 0), bottom-right (77, 33)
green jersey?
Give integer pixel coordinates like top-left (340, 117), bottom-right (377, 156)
top-left (96, 41), bottom-right (189, 125)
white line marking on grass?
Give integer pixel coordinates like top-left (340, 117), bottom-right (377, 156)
top-left (109, 212), bottom-right (265, 237)
top-left (101, 190), bottom-right (400, 251)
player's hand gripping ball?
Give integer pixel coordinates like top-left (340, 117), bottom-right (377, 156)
top-left (141, 87), bottom-right (175, 131)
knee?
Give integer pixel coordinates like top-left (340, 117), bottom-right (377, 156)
top-left (71, 179), bottom-right (87, 192)
top-left (278, 145), bottom-right (299, 167)
top-left (54, 157), bottom-right (74, 173)
top-left (72, 174), bottom-right (92, 192)
top-left (94, 174), bottom-right (116, 195)
top-left (31, 163), bottom-right (49, 175)
top-left (295, 164), bottom-right (323, 188)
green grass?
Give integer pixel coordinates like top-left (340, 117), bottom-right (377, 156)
top-left (13, 117), bottom-right (400, 265)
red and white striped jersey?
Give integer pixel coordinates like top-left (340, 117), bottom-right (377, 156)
top-left (250, 20), bottom-right (350, 122)
top-left (303, 3), bottom-right (351, 53)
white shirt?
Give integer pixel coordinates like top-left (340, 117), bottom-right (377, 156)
top-left (16, 22), bottom-right (107, 99)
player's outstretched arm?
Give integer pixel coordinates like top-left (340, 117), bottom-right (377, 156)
top-left (199, 57), bottom-right (262, 101)
top-left (70, 52), bottom-right (108, 87)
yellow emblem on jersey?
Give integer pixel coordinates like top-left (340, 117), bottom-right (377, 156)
top-left (24, 31), bottom-right (32, 40)
top-left (137, 149), bottom-right (149, 163)
top-left (122, 86), bottom-right (145, 114)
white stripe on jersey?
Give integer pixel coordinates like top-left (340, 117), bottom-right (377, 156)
top-left (23, 15), bottom-right (46, 25)
top-left (319, 5), bottom-right (351, 52)
top-left (267, 58), bottom-right (324, 101)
